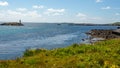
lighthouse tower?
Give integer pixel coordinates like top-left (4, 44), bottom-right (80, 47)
top-left (19, 20), bottom-right (21, 23)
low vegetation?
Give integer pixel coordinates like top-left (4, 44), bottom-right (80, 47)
top-left (112, 22), bottom-right (120, 26)
top-left (0, 39), bottom-right (120, 68)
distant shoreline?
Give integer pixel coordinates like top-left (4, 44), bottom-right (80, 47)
top-left (0, 22), bottom-right (119, 26)
top-left (67, 23), bottom-right (120, 26)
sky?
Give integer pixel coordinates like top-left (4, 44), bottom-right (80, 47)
top-left (0, 0), bottom-right (120, 24)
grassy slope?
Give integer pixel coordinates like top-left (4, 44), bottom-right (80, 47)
top-left (0, 39), bottom-right (120, 68)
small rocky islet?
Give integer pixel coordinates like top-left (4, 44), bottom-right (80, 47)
top-left (0, 20), bottom-right (24, 26)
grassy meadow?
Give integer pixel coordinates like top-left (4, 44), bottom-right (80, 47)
top-left (0, 39), bottom-right (120, 68)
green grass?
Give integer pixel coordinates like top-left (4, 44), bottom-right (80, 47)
top-left (0, 39), bottom-right (120, 68)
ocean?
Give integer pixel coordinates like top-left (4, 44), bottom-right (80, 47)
top-left (0, 23), bottom-right (117, 60)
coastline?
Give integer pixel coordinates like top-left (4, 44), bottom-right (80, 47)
top-left (86, 29), bottom-right (120, 39)
top-left (0, 23), bottom-right (118, 60)
top-left (0, 39), bottom-right (120, 68)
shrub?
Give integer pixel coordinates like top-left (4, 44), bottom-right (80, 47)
top-left (23, 49), bottom-right (34, 57)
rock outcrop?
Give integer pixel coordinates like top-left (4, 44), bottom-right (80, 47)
top-left (86, 29), bottom-right (120, 39)
top-left (0, 22), bottom-right (24, 26)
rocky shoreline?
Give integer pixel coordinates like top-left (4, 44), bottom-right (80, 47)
top-left (86, 29), bottom-right (120, 39)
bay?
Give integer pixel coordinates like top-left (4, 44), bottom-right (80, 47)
top-left (0, 23), bottom-right (117, 60)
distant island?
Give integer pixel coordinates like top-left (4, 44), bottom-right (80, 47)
top-left (66, 22), bottom-right (120, 26)
top-left (0, 20), bottom-right (24, 26)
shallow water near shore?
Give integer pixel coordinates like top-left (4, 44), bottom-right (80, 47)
top-left (0, 23), bottom-right (117, 60)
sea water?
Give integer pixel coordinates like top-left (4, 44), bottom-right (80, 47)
top-left (0, 23), bottom-right (117, 60)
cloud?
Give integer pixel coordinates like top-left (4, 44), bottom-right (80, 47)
top-left (7, 10), bottom-right (41, 17)
top-left (0, 1), bottom-right (8, 6)
top-left (76, 12), bottom-right (102, 21)
top-left (96, 0), bottom-right (102, 3)
top-left (0, 10), bottom-right (42, 22)
top-left (115, 13), bottom-right (120, 16)
top-left (44, 8), bottom-right (65, 16)
top-left (90, 17), bottom-right (102, 20)
top-left (76, 13), bottom-right (87, 20)
top-left (17, 8), bottom-right (28, 11)
top-left (114, 8), bottom-right (120, 10)
top-left (33, 5), bottom-right (44, 9)
top-left (76, 13), bottom-right (86, 17)
top-left (101, 6), bottom-right (111, 10)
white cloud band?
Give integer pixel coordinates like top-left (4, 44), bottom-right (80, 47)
top-left (44, 8), bottom-right (65, 16)
top-left (0, 1), bottom-right (8, 6)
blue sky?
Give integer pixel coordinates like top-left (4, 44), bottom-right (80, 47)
top-left (0, 0), bottom-right (120, 24)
